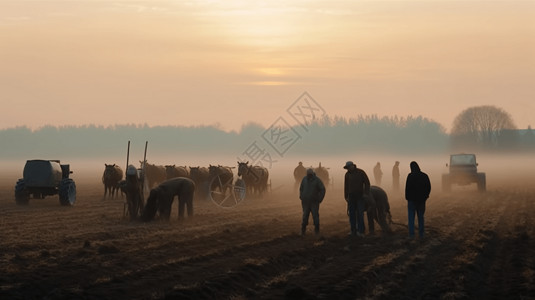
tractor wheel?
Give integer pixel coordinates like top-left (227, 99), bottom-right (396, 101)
top-left (59, 178), bottom-right (76, 206)
top-left (442, 174), bottom-right (451, 192)
top-left (477, 173), bottom-right (486, 192)
top-left (15, 179), bottom-right (29, 205)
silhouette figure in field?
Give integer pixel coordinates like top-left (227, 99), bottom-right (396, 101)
top-left (123, 165), bottom-right (144, 220)
top-left (344, 161), bottom-right (371, 236)
top-left (373, 162), bottom-right (383, 186)
top-left (293, 162), bottom-right (307, 192)
top-left (392, 161), bottom-right (400, 192)
top-left (299, 168), bottom-right (326, 236)
top-left (405, 161), bottom-right (431, 238)
top-left (142, 177), bottom-right (195, 222)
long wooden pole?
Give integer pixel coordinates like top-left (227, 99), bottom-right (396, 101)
top-left (141, 141), bottom-right (148, 196)
top-left (126, 140), bottom-right (130, 172)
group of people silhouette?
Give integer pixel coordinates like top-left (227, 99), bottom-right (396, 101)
top-left (297, 160), bottom-right (430, 239)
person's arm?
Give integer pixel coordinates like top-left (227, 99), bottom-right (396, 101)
top-left (425, 174), bottom-right (431, 199)
top-left (318, 179), bottom-right (326, 203)
top-left (405, 174), bottom-right (411, 200)
top-left (363, 171), bottom-right (370, 195)
top-left (344, 173), bottom-right (348, 201)
top-left (299, 178), bottom-right (304, 200)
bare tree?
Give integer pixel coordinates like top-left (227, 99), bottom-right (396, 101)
top-left (451, 105), bottom-right (516, 148)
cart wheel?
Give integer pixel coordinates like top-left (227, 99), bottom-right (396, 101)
top-left (209, 175), bottom-right (246, 208)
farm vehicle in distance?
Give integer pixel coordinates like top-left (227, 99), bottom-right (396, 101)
top-left (15, 160), bottom-right (76, 206)
top-left (442, 153), bottom-right (486, 192)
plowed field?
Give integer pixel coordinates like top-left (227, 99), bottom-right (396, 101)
top-left (1, 175), bottom-right (534, 299)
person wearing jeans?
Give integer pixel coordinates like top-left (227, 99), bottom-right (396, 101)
top-left (344, 161), bottom-right (370, 236)
top-left (299, 168), bottom-right (326, 236)
top-left (405, 161), bottom-right (431, 238)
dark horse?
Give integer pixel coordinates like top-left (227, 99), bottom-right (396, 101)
top-left (237, 161), bottom-right (269, 196)
top-left (208, 165), bottom-right (234, 195)
top-left (314, 162), bottom-right (330, 189)
top-left (102, 164), bottom-right (123, 199)
top-left (363, 185), bottom-right (393, 234)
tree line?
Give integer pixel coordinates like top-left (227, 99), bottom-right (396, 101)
top-left (1, 108), bottom-right (532, 160)
top-left (0, 115), bottom-right (448, 159)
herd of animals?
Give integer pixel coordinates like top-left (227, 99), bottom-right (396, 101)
top-left (102, 161), bottom-right (391, 232)
top-left (102, 161), bottom-right (330, 220)
top-left (102, 161), bottom-right (274, 221)
top-left (102, 161), bottom-right (271, 200)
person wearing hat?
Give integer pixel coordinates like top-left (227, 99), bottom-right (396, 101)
top-left (299, 168), bottom-right (326, 236)
top-left (344, 161), bottom-right (371, 236)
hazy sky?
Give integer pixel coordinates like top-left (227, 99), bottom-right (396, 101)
top-left (1, 0), bottom-right (534, 132)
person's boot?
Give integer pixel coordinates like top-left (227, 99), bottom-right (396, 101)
top-left (301, 225), bottom-right (306, 236)
top-left (314, 224), bottom-right (320, 235)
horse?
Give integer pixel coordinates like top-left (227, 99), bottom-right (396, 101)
top-left (208, 165), bottom-right (233, 183)
top-left (208, 165), bottom-right (234, 196)
top-left (293, 162), bottom-right (307, 192)
top-left (314, 162), bottom-right (330, 188)
top-left (165, 165), bottom-right (189, 180)
top-left (237, 161), bottom-right (269, 196)
top-left (189, 166), bottom-right (210, 200)
top-left (102, 164), bottom-right (123, 199)
top-left (142, 177), bottom-right (195, 222)
top-left (139, 161), bottom-right (166, 189)
top-left (363, 185), bottom-right (393, 234)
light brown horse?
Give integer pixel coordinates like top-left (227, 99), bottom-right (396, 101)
top-left (165, 165), bottom-right (189, 179)
top-left (140, 161), bottom-right (166, 189)
top-left (189, 166), bottom-right (210, 199)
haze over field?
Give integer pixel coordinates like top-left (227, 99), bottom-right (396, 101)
top-left (1, 0), bottom-right (534, 132)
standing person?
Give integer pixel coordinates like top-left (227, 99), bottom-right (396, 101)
top-left (299, 168), bottom-right (326, 236)
top-left (344, 161), bottom-right (371, 236)
top-left (373, 162), bottom-right (383, 186)
top-left (294, 161), bottom-right (307, 192)
top-left (392, 161), bottom-right (400, 192)
top-left (405, 161), bottom-right (431, 238)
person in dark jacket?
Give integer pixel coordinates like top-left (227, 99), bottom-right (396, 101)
top-left (344, 161), bottom-right (371, 236)
top-left (405, 161), bottom-right (431, 238)
top-left (299, 168), bottom-right (326, 235)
